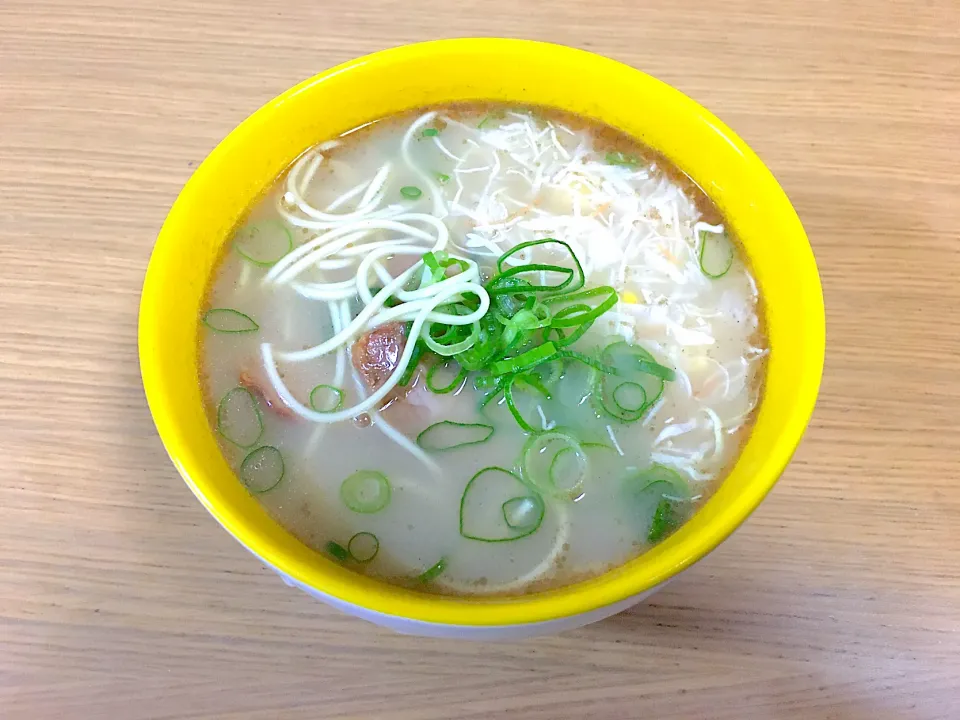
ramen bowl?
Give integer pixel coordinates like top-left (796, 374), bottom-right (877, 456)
top-left (139, 38), bottom-right (824, 639)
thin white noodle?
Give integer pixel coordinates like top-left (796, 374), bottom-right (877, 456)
top-left (434, 503), bottom-right (572, 595)
top-left (263, 278), bottom-right (490, 420)
top-left (432, 136), bottom-right (463, 162)
top-left (236, 262), bottom-right (251, 288)
top-left (654, 419), bottom-right (698, 445)
top-left (265, 215), bottom-right (448, 286)
top-left (606, 425), bottom-right (625, 456)
top-left (373, 414), bottom-right (441, 474)
top-left (536, 405), bottom-right (556, 431)
top-left (641, 396), bottom-right (666, 427)
top-left (299, 153), bottom-right (324, 196)
top-left (345, 357), bottom-right (440, 474)
top-left (702, 406), bottom-right (724, 460)
top-left (283, 155), bottom-right (389, 223)
top-left (324, 180), bottom-right (369, 213)
top-left (303, 302), bottom-right (348, 459)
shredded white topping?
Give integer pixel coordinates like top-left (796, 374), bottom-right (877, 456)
top-left (259, 109), bottom-right (764, 484)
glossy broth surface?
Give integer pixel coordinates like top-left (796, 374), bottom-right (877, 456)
top-left (200, 104), bottom-right (767, 595)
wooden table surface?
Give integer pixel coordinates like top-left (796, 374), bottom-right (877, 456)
top-left (2, 1), bottom-right (959, 717)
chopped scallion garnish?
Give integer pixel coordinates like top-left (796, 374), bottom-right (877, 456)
top-left (624, 464), bottom-right (692, 544)
top-left (460, 467), bottom-right (544, 542)
top-left (698, 228), bottom-right (734, 278)
top-left (421, 128), bottom-right (439, 137)
top-left (521, 431), bottom-right (588, 500)
top-left (648, 499), bottom-right (678, 543)
top-left (612, 381), bottom-right (647, 413)
top-left (593, 341), bottom-right (671, 422)
top-left (202, 308), bottom-right (259, 333)
top-left (400, 186), bottom-right (423, 199)
top-left (418, 557), bottom-right (447, 583)
top-left (234, 220), bottom-right (293, 267)
top-left (605, 151), bottom-right (639, 167)
top-left (347, 532), bottom-right (380, 563)
top-left (309, 384), bottom-right (345, 412)
top-left (502, 496), bottom-right (544, 531)
top-left (326, 541), bottom-right (349, 562)
top-left (216, 387), bottom-right (263, 448)
top-left (416, 420), bottom-right (494, 451)
top-left (239, 445), bottom-right (284, 493)
top-left (425, 358), bottom-right (467, 394)
top-left (489, 342), bottom-right (558, 377)
top-left (636, 359), bottom-right (677, 382)
top-left (340, 470), bottom-right (391, 514)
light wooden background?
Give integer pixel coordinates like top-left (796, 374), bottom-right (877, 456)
top-left (2, 0), bottom-right (959, 717)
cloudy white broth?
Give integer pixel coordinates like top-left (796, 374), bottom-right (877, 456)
top-left (200, 104), bottom-right (767, 595)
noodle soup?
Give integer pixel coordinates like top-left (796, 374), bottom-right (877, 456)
top-left (200, 105), bottom-right (766, 595)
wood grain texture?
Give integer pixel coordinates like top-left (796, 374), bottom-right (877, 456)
top-left (1, 0), bottom-right (959, 717)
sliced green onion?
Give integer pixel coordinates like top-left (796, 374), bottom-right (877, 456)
top-left (202, 308), bottom-right (259, 333)
top-left (326, 540), bottom-right (349, 562)
top-left (309, 384), bottom-right (344, 412)
top-left (514, 372), bottom-right (551, 400)
top-left (487, 276), bottom-right (535, 315)
top-left (521, 430), bottom-right (588, 500)
top-left (548, 447), bottom-right (589, 496)
top-left (493, 238), bottom-right (585, 294)
top-left (421, 128), bottom-right (439, 137)
top-left (216, 387), bottom-right (263, 448)
top-left (416, 421), bottom-right (494, 451)
top-left (489, 342), bottom-right (557, 376)
top-left (347, 532), bottom-right (380, 563)
top-left (698, 228), bottom-right (734, 278)
top-left (629, 463), bottom-right (691, 498)
top-left (503, 375), bottom-right (539, 433)
top-left (460, 467), bottom-right (544, 542)
top-left (234, 220), bottom-right (293, 267)
top-left (502, 496), bottom-right (544, 531)
top-left (507, 304), bottom-right (552, 332)
top-left (436, 172), bottom-right (450, 184)
top-left (425, 358), bottom-right (467, 394)
top-left (534, 357), bottom-right (564, 387)
top-left (605, 151), bottom-right (639, 167)
top-left (473, 373), bottom-right (500, 390)
top-left (453, 313), bottom-right (501, 371)
top-left (557, 349), bottom-right (619, 376)
top-left (422, 250), bottom-right (444, 278)
top-left (636, 359), bottom-right (677, 382)
top-left (340, 470), bottom-right (391, 514)
top-left (624, 463), bottom-right (692, 543)
top-left (581, 441), bottom-right (616, 452)
top-left (424, 320), bottom-right (479, 356)
top-left (612, 381), bottom-right (647, 412)
top-left (477, 115), bottom-right (492, 129)
top-left (594, 341), bottom-right (668, 422)
top-left (479, 386), bottom-right (504, 410)
top-left (648, 499), bottom-right (679, 542)
top-left (398, 338), bottom-right (427, 386)
top-left (400, 186), bottom-right (423, 199)
top-left (239, 446), bottom-right (284, 493)
top-left (545, 286), bottom-right (618, 327)
top-left (418, 557), bottom-right (447, 582)
top-left (547, 318), bottom-right (595, 347)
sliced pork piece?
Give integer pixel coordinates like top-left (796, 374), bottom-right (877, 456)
top-left (239, 368), bottom-right (297, 419)
top-left (351, 322), bottom-right (408, 392)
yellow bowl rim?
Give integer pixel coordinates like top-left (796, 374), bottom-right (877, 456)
top-left (140, 38), bottom-right (825, 627)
